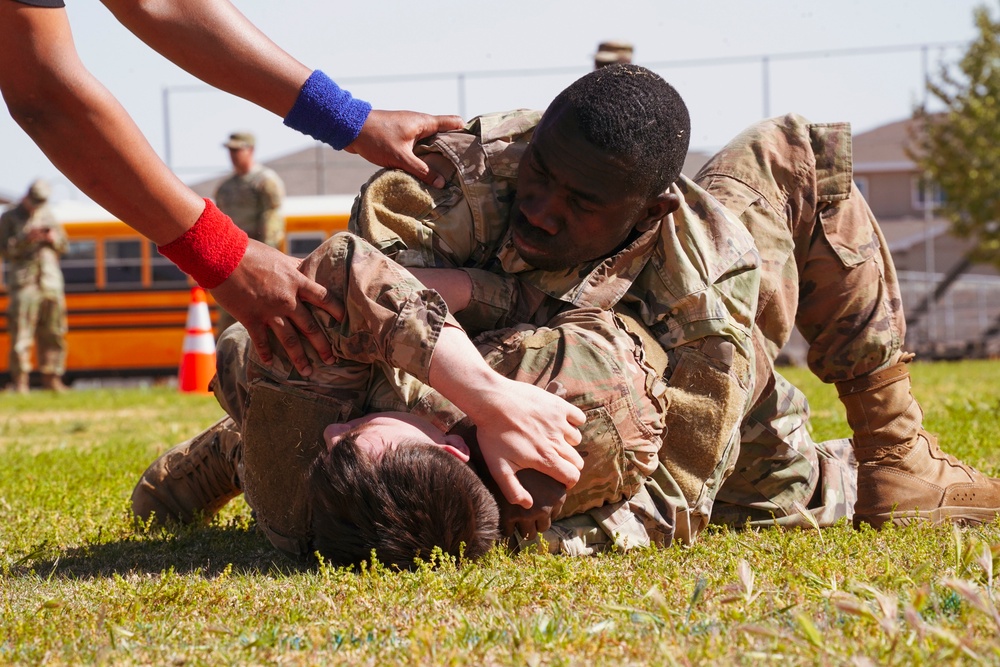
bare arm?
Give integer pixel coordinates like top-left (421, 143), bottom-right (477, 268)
top-left (0, 3), bottom-right (340, 375)
top-left (429, 324), bottom-right (585, 509)
top-left (407, 268), bottom-right (473, 313)
top-left (102, 0), bottom-right (464, 187)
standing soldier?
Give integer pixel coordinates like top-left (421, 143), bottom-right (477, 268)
top-left (213, 131), bottom-right (286, 336)
top-left (1, 180), bottom-right (69, 393)
top-left (594, 40), bottom-right (634, 70)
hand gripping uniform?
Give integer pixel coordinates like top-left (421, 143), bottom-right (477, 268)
top-left (198, 231), bottom-right (671, 557)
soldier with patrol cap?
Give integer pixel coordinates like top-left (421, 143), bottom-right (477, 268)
top-left (213, 131), bottom-right (286, 336)
top-left (0, 179), bottom-right (69, 393)
top-left (594, 40), bottom-right (634, 69)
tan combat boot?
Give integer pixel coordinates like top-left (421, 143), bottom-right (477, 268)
top-left (41, 373), bottom-right (68, 393)
top-left (10, 373), bottom-right (29, 394)
top-left (131, 417), bottom-right (244, 525)
top-left (837, 359), bottom-right (1000, 528)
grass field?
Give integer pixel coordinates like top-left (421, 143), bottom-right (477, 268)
top-left (2, 361), bottom-right (1000, 665)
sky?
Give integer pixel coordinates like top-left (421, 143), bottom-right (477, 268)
top-left (0, 0), bottom-right (988, 203)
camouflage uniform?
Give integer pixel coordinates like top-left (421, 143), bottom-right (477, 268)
top-left (348, 110), bottom-right (858, 548)
top-left (209, 232), bottom-right (674, 557)
top-left (696, 114), bottom-right (887, 528)
top-left (214, 164), bottom-right (285, 248)
top-left (214, 163), bottom-right (286, 335)
top-left (0, 201), bottom-right (68, 377)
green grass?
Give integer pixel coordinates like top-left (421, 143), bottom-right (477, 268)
top-left (2, 361), bottom-right (1000, 665)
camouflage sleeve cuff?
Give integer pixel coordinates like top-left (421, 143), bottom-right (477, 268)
top-left (385, 288), bottom-right (454, 386)
top-left (455, 268), bottom-right (518, 331)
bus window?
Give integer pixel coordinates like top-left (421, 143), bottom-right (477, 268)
top-left (149, 241), bottom-right (189, 286)
top-left (105, 239), bottom-right (143, 288)
top-left (287, 232), bottom-right (326, 259)
top-left (61, 239), bottom-right (97, 292)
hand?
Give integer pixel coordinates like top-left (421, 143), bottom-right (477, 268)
top-left (209, 240), bottom-right (344, 376)
top-left (473, 378), bottom-right (585, 509)
top-left (345, 110), bottom-right (464, 189)
top-left (499, 469), bottom-right (567, 539)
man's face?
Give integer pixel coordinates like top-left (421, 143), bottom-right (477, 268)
top-left (228, 146), bottom-right (254, 174)
top-left (511, 107), bottom-right (673, 271)
top-left (323, 412), bottom-right (471, 462)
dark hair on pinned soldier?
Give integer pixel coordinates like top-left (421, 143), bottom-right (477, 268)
top-left (307, 432), bottom-right (500, 570)
top-left (547, 63), bottom-right (690, 196)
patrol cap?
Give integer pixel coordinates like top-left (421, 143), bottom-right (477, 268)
top-left (26, 179), bottom-right (51, 204)
top-left (224, 132), bottom-right (256, 150)
top-left (594, 40), bottom-right (634, 68)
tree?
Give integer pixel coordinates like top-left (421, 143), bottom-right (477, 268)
top-left (911, 5), bottom-right (1000, 268)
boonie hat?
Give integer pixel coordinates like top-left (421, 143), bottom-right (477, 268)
top-left (224, 132), bottom-right (256, 150)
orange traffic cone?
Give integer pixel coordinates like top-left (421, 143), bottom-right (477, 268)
top-left (178, 286), bottom-right (217, 395)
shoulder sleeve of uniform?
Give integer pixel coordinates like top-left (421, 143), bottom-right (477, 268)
top-left (258, 168), bottom-right (286, 208)
top-left (632, 176), bottom-right (759, 360)
top-left (349, 168), bottom-right (477, 269)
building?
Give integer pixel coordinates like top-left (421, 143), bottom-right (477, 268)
top-left (853, 117), bottom-right (1000, 358)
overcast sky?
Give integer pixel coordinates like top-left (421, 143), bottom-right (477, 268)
top-left (0, 0), bottom-right (987, 203)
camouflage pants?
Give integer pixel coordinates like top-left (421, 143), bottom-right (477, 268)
top-left (696, 113), bottom-right (898, 526)
top-left (211, 232), bottom-right (674, 556)
top-left (7, 284), bottom-right (67, 375)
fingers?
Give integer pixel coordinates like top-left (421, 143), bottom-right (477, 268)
top-left (246, 321), bottom-right (273, 367)
top-left (494, 462), bottom-right (533, 509)
top-left (267, 315), bottom-right (313, 377)
top-left (287, 300), bottom-right (334, 366)
top-left (539, 452), bottom-right (583, 490)
top-left (399, 153), bottom-right (444, 189)
top-left (297, 278), bottom-right (344, 322)
top-left (427, 114), bottom-right (465, 134)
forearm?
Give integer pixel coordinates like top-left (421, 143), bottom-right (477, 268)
top-left (0, 7), bottom-right (202, 244)
top-left (101, 0), bottom-right (309, 117)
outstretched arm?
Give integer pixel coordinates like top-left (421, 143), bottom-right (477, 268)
top-left (429, 324), bottom-right (585, 509)
top-left (0, 3), bottom-right (340, 375)
top-left (102, 0), bottom-right (464, 188)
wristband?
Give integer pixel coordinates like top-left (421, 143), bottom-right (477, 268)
top-left (157, 199), bottom-right (249, 289)
top-left (283, 70), bottom-right (373, 150)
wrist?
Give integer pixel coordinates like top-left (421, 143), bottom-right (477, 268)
top-left (283, 70), bottom-right (373, 150)
top-left (156, 199), bottom-right (249, 288)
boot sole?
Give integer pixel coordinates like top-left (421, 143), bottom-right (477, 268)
top-left (854, 506), bottom-right (1000, 529)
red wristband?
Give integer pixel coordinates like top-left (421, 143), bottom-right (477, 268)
top-left (157, 199), bottom-right (249, 289)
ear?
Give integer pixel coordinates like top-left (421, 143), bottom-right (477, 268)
top-left (440, 442), bottom-right (471, 463)
top-left (635, 192), bottom-right (680, 232)
top-left (323, 422), bottom-right (353, 448)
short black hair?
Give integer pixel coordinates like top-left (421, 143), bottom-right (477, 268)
top-left (308, 433), bottom-right (500, 570)
top-left (547, 63), bottom-right (690, 196)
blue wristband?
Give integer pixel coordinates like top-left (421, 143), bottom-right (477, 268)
top-left (283, 70), bottom-right (372, 150)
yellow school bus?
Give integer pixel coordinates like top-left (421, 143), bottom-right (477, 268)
top-left (0, 195), bottom-right (353, 383)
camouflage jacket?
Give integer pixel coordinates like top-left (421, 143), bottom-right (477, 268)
top-left (0, 203), bottom-right (68, 293)
top-left (214, 164), bottom-right (286, 248)
top-left (349, 110), bottom-right (762, 549)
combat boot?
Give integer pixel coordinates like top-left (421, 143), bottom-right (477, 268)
top-left (10, 373), bottom-right (29, 394)
top-left (41, 373), bottom-right (68, 393)
top-left (131, 417), bottom-right (244, 525)
top-left (837, 359), bottom-right (1000, 528)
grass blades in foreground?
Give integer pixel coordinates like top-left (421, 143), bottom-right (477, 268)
top-left (1, 360), bottom-right (1000, 664)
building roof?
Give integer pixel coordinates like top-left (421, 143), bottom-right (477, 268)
top-left (190, 144), bottom-right (379, 198)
